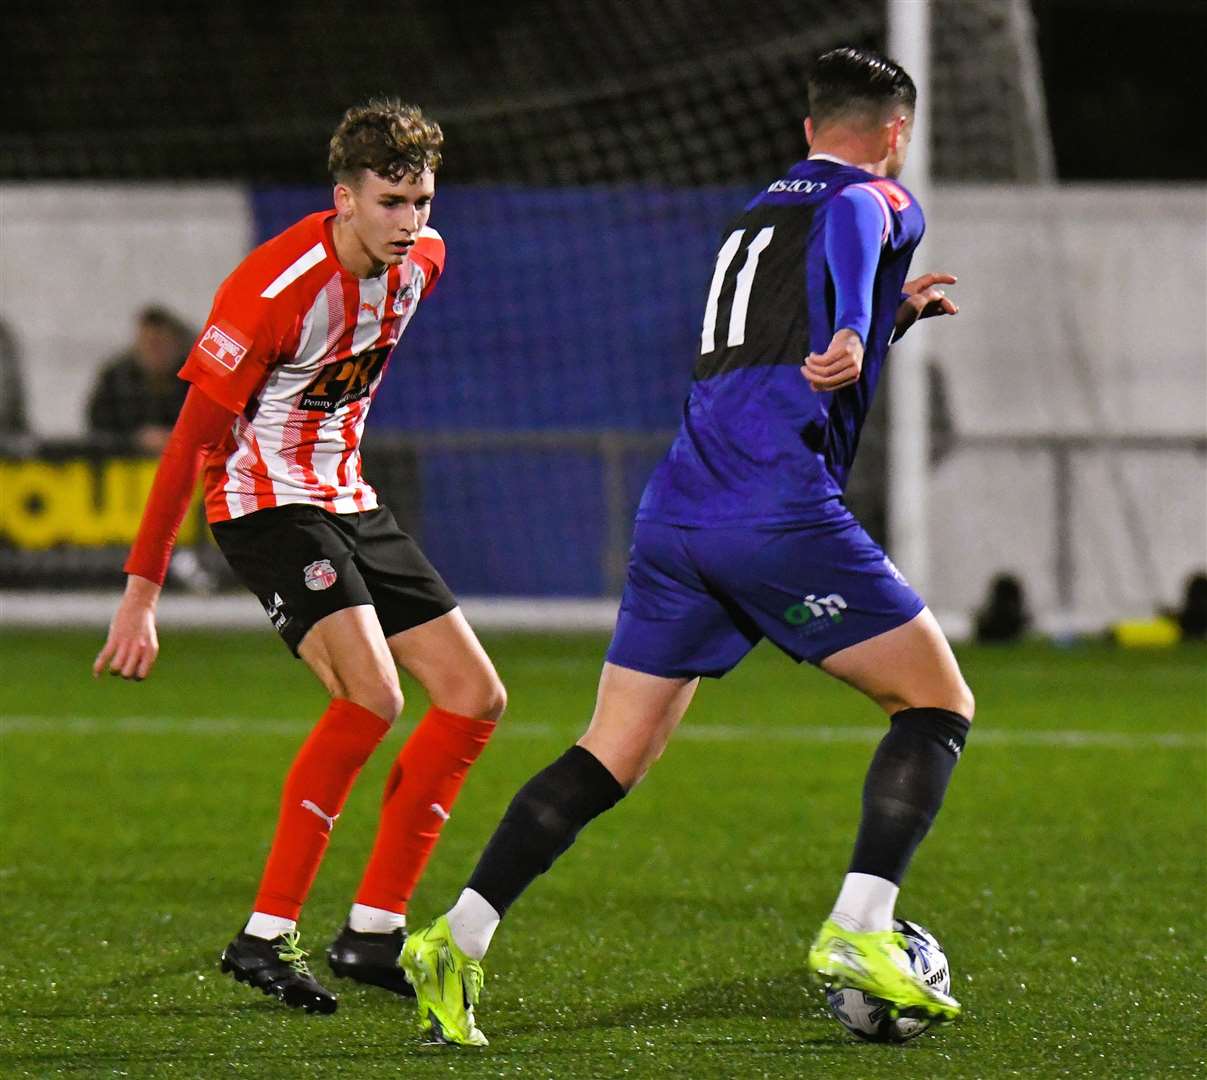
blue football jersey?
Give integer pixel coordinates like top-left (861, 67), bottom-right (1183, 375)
top-left (637, 156), bottom-right (925, 526)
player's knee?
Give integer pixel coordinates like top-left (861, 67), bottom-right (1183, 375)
top-left (482, 677), bottom-right (508, 722)
top-left (343, 679), bottom-right (405, 724)
top-left (956, 681), bottom-right (976, 723)
top-left (431, 668), bottom-right (507, 722)
top-left (873, 676), bottom-right (973, 721)
top-left (466, 674), bottom-right (508, 723)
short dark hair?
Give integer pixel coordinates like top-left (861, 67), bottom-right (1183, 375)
top-left (806, 46), bottom-right (916, 128)
top-left (137, 305), bottom-right (190, 338)
top-left (328, 98), bottom-right (444, 185)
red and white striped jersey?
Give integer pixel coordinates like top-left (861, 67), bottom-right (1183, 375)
top-left (179, 210), bottom-right (444, 522)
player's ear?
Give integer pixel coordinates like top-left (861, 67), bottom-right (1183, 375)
top-left (330, 184), bottom-right (350, 220)
top-left (884, 113), bottom-right (905, 156)
top-left (333, 179), bottom-right (357, 219)
top-left (804, 116), bottom-right (815, 147)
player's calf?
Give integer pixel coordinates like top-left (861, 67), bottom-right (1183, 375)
top-left (846, 706), bottom-right (970, 892)
top-left (463, 745), bottom-right (626, 922)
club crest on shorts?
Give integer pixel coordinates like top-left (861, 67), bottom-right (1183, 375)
top-left (303, 559), bottom-right (338, 591)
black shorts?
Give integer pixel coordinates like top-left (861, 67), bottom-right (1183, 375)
top-left (211, 504), bottom-right (457, 655)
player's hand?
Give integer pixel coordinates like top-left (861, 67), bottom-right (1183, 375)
top-left (894, 272), bottom-right (959, 339)
top-left (93, 576), bottom-right (161, 681)
top-left (803, 328), bottom-right (864, 392)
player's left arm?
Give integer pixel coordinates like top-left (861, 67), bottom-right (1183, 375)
top-left (892, 271), bottom-right (959, 341)
top-left (803, 186), bottom-right (885, 392)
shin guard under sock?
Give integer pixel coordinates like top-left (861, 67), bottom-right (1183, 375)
top-left (466, 745), bottom-right (624, 916)
top-left (847, 707), bottom-right (970, 885)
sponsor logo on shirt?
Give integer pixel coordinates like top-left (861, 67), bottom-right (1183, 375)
top-left (198, 323), bottom-right (250, 371)
top-left (298, 346), bottom-right (390, 413)
top-left (303, 559), bottom-right (338, 591)
top-left (868, 179), bottom-right (911, 212)
top-left (767, 178), bottom-right (827, 194)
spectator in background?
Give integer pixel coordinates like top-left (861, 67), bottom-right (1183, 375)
top-left (1174, 572), bottom-right (1207, 640)
top-left (0, 317), bottom-right (29, 438)
top-left (87, 306), bottom-right (192, 453)
top-left (974, 572), bottom-right (1031, 643)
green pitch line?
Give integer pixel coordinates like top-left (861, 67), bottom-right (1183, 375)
top-left (3, 714), bottom-right (1204, 750)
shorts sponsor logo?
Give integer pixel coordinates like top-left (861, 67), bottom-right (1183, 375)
top-left (784, 592), bottom-right (848, 632)
top-left (303, 559), bottom-right (338, 591)
top-left (198, 323), bottom-right (249, 371)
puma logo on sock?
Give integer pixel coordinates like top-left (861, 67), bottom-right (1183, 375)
top-left (301, 799), bottom-right (338, 830)
top-left (430, 803), bottom-right (450, 821)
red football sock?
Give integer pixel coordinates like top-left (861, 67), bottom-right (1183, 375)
top-left (253, 698), bottom-right (390, 920)
top-left (354, 706), bottom-right (496, 913)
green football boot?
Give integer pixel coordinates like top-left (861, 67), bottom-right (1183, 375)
top-left (400, 915), bottom-right (488, 1046)
top-left (808, 918), bottom-right (961, 1022)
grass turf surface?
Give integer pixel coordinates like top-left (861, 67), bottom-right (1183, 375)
top-left (1, 629), bottom-right (1204, 1078)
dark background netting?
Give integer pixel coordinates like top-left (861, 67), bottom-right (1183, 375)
top-left (4, 0), bottom-right (1202, 185)
top-left (2, 0), bottom-right (873, 182)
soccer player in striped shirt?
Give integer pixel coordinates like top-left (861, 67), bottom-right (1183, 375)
top-left (93, 100), bottom-right (505, 1014)
top-left (401, 47), bottom-right (970, 1045)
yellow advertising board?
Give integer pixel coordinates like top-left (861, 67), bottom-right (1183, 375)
top-left (0, 458), bottom-right (200, 549)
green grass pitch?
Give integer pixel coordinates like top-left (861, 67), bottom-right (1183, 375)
top-left (1, 629), bottom-right (1204, 1078)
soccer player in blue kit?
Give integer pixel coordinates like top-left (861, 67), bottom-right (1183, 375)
top-left (402, 46), bottom-right (971, 1045)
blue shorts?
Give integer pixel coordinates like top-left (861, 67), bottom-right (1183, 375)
top-left (606, 516), bottom-right (925, 678)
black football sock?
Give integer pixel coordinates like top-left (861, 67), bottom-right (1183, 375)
top-left (847, 707), bottom-right (970, 885)
top-left (465, 745), bottom-right (625, 916)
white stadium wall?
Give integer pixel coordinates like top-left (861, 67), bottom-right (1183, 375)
top-left (0, 181), bottom-right (1202, 624)
top-left (0, 183), bottom-right (253, 438)
top-left (923, 186), bottom-right (1206, 622)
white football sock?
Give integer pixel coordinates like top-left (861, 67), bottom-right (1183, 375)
top-left (348, 903), bottom-right (406, 934)
top-left (243, 911), bottom-right (297, 940)
top-left (829, 872), bottom-right (899, 933)
top-left (446, 888), bottom-right (500, 961)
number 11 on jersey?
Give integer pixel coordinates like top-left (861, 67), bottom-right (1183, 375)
top-left (700, 226), bottom-right (775, 354)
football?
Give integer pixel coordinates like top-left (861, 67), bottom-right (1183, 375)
top-left (825, 919), bottom-right (951, 1043)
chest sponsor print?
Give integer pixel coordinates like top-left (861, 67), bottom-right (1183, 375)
top-left (298, 346), bottom-right (390, 413)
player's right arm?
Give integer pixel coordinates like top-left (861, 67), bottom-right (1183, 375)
top-left (94, 250), bottom-right (287, 680)
top-left (92, 386), bottom-right (238, 680)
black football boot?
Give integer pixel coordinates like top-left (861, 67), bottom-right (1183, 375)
top-left (220, 930), bottom-right (338, 1014)
top-left (326, 924), bottom-right (414, 997)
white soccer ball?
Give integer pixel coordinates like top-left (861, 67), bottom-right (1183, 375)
top-left (825, 919), bottom-right (951, 1043)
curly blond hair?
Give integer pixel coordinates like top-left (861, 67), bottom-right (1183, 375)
top-left (328, 99), bottom-right (443, 185)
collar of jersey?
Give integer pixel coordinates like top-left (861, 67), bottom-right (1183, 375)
top-left (806, 152), bottom-right (857, 167)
